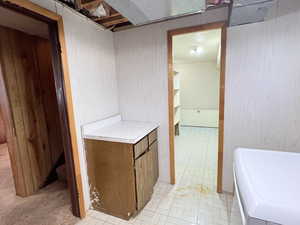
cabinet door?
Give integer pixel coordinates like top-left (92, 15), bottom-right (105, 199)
top-left (149, 141), bottom-right (159, 186)
top-left (85, 139), bottom-right (137, 219)
top-left (135, 151), bottom-right (153, 210)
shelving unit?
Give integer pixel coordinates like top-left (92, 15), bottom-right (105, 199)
top-left (173, 71), bottom-right (180, 136)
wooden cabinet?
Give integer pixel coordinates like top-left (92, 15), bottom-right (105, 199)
top-left (150, 140), bottom-right (159, 186)
top-left (134, 136), bottom-right (148, 159)
top-left (0, 110), bottom-right (6, 144)
top-left (135, 150), bottom-right (153, 210)
top-left (85, 128), bottom-right (158, 220)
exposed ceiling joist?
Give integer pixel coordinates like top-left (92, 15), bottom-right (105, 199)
top-left (103, 17), bottom-right (128, 27)
top-left (94, 12), bottom-right (120, 21)
top-left (60, 0), bottom-right (229, 32)
top-left (81, 0), bottom-right (104, 9)
top-left (74, 0), bottom-right (82, 9)
top-left (74, 0), bottom-right (131, 30)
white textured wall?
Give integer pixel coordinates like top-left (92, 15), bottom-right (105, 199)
top-left (174, 62), bottom-right (220, 109)
top-left (29, 0), bottom-right (119, 210)
top-left (30, 0), bottom-right (300, 199)
top-left (114, 8), bottom-right (228, 183)
top-left (224, 0), bottom-right (300, 192)
top-left (181, 109), bottom-right (219, 127)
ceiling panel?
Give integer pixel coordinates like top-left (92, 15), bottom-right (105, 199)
top-left (230, 0), bottom-right (276, 26)
top-left (105, 0), bottom-right (206, 25)
top-left (173, 29), bottom-right (221, 64)
top-left (0, 6), bottom-right (48, 38)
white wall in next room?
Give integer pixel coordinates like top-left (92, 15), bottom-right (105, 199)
top-left (174, 62), bottom-right (220, 127)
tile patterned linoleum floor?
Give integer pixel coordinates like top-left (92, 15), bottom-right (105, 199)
top-left (78, 127), bottom-right (242, 225)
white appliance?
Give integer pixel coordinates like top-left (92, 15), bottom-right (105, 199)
top-left (233, 148), bottom-right (300, 225)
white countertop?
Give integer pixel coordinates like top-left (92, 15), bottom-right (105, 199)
top-left (82, 115), bottom-right (158, 144)
top-left (234, 148), bottom-right (300, 225)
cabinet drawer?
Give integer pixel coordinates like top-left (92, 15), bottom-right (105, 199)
top-left (134, 136), bottom-right (148, 159)
top-left (148, 129), bottom-right (157, 145)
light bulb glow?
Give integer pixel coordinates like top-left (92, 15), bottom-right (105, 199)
top-left (190, 46), bottom-right (203, 56)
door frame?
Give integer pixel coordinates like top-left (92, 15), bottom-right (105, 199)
top-left (0, 0), bottom-right (85, 218)
top-left (167, 21), bottom-right (227, 193)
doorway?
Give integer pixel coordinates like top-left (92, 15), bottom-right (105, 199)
top-left (0, 1), bottom-right (84, 223)
top-left (167, 22), bottom-right (226, 193)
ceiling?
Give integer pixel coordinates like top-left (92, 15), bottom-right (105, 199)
top-left (173, 29), bottom-right (221, 64)
top-left (230, 0), bottom-right (276, 26)
top-left (60, 0), bottom-right (228, 31)
top-left (104, 0), bottom-right (206, 25)
top-left (82, 0), bottom-right (276, 29)
top-left (74, 0), bottom-right (132, 29)
top-left (62, 0), bottom-right (277, 30)
top-left (0, 6), bottom-right (48, 38)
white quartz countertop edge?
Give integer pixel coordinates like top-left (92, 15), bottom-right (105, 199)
top-left (82, 115), bottom-right (159, 144)
top-left (83, 127), bottom-right (157, 144)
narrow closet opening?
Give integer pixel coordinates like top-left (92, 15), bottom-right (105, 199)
top-left (0, 6), bottom-right (78, 225)
top-left (171, 28), bottom-right (223, 192)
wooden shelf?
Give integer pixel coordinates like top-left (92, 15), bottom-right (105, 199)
top-left (173, 70), bottom-right (180, 127)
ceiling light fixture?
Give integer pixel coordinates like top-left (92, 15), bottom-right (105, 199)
top-left (190, 46), bottom-right (203, 56)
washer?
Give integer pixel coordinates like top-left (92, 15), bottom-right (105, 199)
top-left (233, 148), bottom-right (300, 225)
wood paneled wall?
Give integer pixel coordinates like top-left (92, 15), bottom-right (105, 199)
top-left (35, 39), bottom-right (64, 166)
top-left (0, 109), bottom-right (6, 144)
top-left (0, 25), bottom-right (64, 196)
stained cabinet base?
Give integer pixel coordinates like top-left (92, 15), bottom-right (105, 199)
top-left (85, 129), bottom-right (159, 220)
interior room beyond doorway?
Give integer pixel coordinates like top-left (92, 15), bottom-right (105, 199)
top-left (172, 28), bottom-right (222, 192)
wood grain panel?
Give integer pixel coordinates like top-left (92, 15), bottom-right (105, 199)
top-left (85, 139), bottom-right (137, 220)
top-left (14, 31), bottom-right (46, 190)
top-left (167, 31), bottom-right (176, 185)
top-left (148, 129), bottom-right (157, 146)
top-left (0, 48), bottom-right (27, 196)
top-left (149, 140), bottom-right (159, 185)
top-left (217, 25), bottom-right (227, 193)
top-left (0, 25), bottom-right (64, 195)
top-left (1, 0), bottom-right (85, 217)
top-left (0, 27), bottom-right (37, 195)
top-left (35, 39), bottom-right (64, 165)
top-left (0, 109), bottom-right (6, 143)
top-left (135, 150), bottom-right (153, 211)
top-left (56, 18), bottom-right (85, 218)
top-left (134, 136), bottom-right (148, 159)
